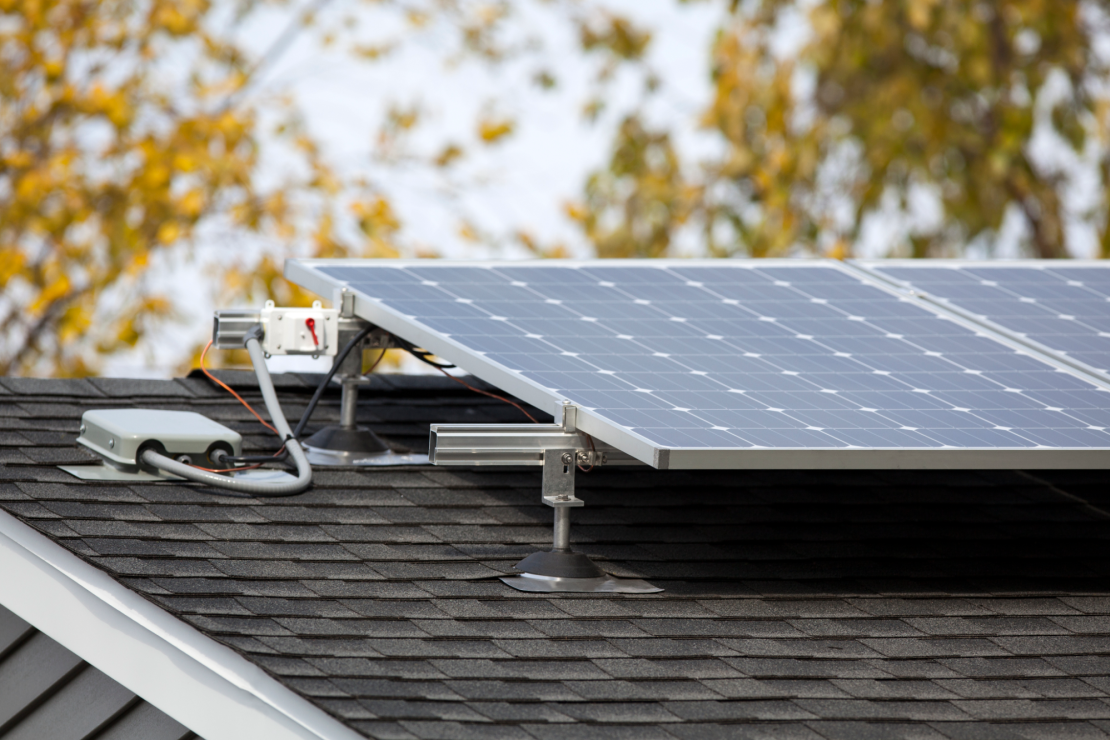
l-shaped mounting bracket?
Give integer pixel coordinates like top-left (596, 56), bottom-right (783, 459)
top-left (429, 403), bottom-right (660, 594)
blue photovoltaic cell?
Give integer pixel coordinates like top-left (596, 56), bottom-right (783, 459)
top-left (872, 263), bottom-right (1110, 375)
top-left (315, 262), bottom-right (1110, 451)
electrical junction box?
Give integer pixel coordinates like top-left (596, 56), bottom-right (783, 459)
top-left (77, 409), bottom-right (242, 469)
top-left (260, 300), bottom-right (338, 357)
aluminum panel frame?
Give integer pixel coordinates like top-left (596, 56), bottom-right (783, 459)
top-left (855, 259), bottom-right (1110, 387)
top-left (286, 258), bottom-right (1110, 470)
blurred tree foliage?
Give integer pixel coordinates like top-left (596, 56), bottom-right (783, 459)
top-left (0, 0), bottom-right (645, 376)
top-left (0, 0), bottom-right (404, 376)
top-left (576, 0), bottom-right (1110, 260)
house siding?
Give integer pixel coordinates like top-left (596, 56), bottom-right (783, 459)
top-left (0, 603), bottom-right (196, 740)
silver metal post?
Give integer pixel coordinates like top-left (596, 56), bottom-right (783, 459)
top-left (338, 331), bottom-right (364, 430)
top-left (301, 331), bottom-right (426, 466)
top-left (499, 446), bottom-right (661, 594)
top-left (340, 380), bottom-right (359, 430)
top-left (553, 507), bottom-right (571, 552)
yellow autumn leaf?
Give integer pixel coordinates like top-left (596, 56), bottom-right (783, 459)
top-left (157, 222), bottom-right (181, 244)
top-left (477, 116), bottom-right (514, 144)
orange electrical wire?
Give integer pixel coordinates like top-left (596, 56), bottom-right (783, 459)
top-left (432, 360), bottom-right (595, 472)
top-left (189, 462), bottom-right (264, 473)
top-left (199, 340), bottom-right (278, 435)
top-left (433, 365), bottom-right (539, 423)
top-left (366, 347), bottom-right (387, 376)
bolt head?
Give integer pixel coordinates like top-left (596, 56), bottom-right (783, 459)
top-left (79, 424), bottom-right (85, 434)
top-left (108, 438), bottom-right (115, 449)
top-left (560, 452), bottom-right (573, 465)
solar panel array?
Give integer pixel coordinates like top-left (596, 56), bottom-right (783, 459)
top-left (299, 261), bottom-right (1110, 457)
top-left (869, 262), bottom-right (1110, 375)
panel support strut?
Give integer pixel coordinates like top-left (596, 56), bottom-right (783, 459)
top-left (303, 310), bottom-right (428, 466)
top-left (494, 407), bottom-right (661, 594)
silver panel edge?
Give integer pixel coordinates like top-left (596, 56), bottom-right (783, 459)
top-left (849, 259), bottom-right (1110, 388)
top-left (287, 259), bottom-right (672, 465)
top-left (288, 259), bottom-right (1110, 470)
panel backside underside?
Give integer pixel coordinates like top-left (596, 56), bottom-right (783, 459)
top-left (873, 263), bottom-right (1110, 375)
top-left (305, 262), bottom-right (1110, 453)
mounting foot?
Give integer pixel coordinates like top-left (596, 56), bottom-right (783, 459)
top-left (499, 448), bottom-right (662, 594)
top-left (303, 426), bottom-right (428, 466)
top-left (303, 378), bottom-right (428, 466)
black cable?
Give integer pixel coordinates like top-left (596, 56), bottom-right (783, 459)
top-left (394, 337), bottom-right (456, 369)
top-left (223, 450), bottom-right (290, 465)
top-left (291, 323), bottom-right (376, 439)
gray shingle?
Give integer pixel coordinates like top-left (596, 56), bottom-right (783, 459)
top-left (1060, 598), bottom-right (1110, 614)
top-left (860, 638), bottom-right (1013, 659)
top-left (0, 377), bottom-right (105, 397)
top-left (662, 700), bottom-right (816, 721)
top-left (668, 724), bottom-right (825, 740)
top-left (724, 657), bottom-right (891, 679)
top-left (716, 639), bottom-right (882, 659)
top-left (8, 374), bottom-right (1110, 740)
top-left (951, 699), bottom-right (1110, 720)
top-left (966, 599), bottom-right (1080, 616)
top-left (789, 619), bottom-right (925, 638)
top-left (906, 617), bottom-right (1070, 636)
top-left (441, 680), bottom-right (581, 702)
top-left (939, 658), bottom-right (1066, 678)
top-left (992, 636), bottom-right (1110, 656)
top-left (566, 679), bottom-right (723, 701)
top-left (522, 724), bottom-right (676, 740)
top-left (87, 378), bottom-right (194, 397)
top-left (528, 620), bottom-right (650, 638)
top-left (804, 721), bottom-right (949, 740)
top-left (591, 658), bottom-right (743, 680)
top-left (466, 702), bottom-right (575, 723)
top-left (829, 679), bottom-right (959, 700)
top-left (791, 698), bottom-right (971, 721)
top-left (554, 702), bottom-right (681, 723)
top-left (330, 678), bottom-right (461, 701)
top-left (699, 600), bottom-right (871, 619)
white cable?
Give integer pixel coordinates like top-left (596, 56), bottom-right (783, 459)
top-left (142, 335), bottom-right (312, 496)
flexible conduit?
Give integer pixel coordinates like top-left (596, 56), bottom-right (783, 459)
top-left (141, 335), bottom-right (312, 496)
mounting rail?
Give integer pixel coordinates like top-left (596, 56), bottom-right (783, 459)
top-left (428, 406), bottom-right (640, 468)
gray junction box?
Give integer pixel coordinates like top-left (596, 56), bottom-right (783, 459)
top-left (77, 409), bottom-right (243, 469)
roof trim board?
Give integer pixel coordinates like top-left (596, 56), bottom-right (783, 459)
top-left (0, 508), bottom-right (364, 740)
top-left (287, 258), bottom-right (1110, 470)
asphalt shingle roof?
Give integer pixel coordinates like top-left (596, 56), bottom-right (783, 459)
top-left (2, 371), bottom-right (1110, 739)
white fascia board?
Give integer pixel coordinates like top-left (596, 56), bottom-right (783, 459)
top-left (0, 508), bottom-right (364, 740)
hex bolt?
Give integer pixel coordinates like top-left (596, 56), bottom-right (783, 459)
top-left (561, 452), bottom-right (573, 465)
top-left (108, 438), bottom-right (115, 448)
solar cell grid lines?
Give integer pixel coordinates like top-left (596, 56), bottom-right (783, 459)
top-left (288, 259), bottom-right (1110, 468)
top-left (867, 261), bottom-right (1110, 376)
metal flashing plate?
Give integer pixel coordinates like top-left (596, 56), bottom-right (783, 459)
top-left (287, 259), bottom-right (1110, 469)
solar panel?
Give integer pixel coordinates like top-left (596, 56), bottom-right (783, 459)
top-left (286, 260), bottom-right (1110, 469)
top-left (864, 261), bottom-right (1110, 378)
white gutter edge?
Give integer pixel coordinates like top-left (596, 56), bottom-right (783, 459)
top-left (0, 508), bottom-right (365, 740)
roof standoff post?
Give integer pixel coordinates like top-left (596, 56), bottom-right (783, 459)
top-left (430, 404), bottom-right (661, 594)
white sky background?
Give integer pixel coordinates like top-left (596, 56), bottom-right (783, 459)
top-left (101, 0), bottom-right (726, 378)
top-left (98, 0), bottom-right (1103, 378)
